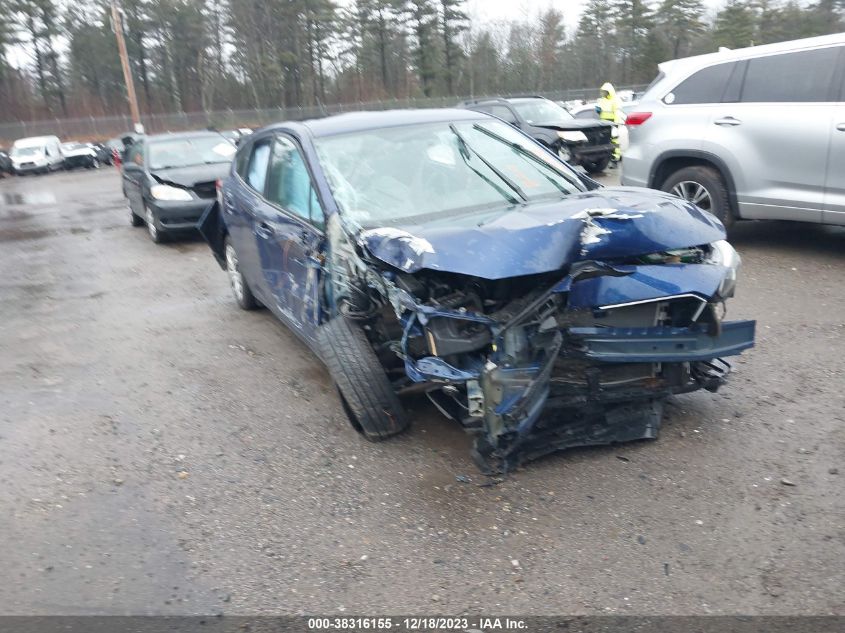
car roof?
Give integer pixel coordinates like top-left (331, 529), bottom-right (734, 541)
top-left (13, 136), bottom-right (58, 147)
top-left (294, 108), bottom-right (488, 137)
top-left (659, 32), bottom-right (845, 78)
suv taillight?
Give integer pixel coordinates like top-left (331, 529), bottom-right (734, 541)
top-left (625, 112), bottom-right (652, 126)
top-left (215, 179), bottom-right (223, 207)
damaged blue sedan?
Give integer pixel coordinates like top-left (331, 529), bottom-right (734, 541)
top-left (199, 109), bottom-right (755, 473)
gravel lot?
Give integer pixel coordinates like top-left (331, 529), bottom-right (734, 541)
top-left (0, 167), bottom-right (843, 616)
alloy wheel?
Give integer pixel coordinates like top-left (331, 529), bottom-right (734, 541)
top-left (145, 206), bottom-right (159, 241)
top-left (671, 180), bottom-right (712, 211)
top-left (225, 243), bottom-right (245, 302)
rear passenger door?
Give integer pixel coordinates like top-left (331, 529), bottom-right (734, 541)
top-left (823, 47), bottom-right (845, 225)
top-left (704, 47), bottom-right (840, 222)
top-left (258, 135), bottom-right (325, 340)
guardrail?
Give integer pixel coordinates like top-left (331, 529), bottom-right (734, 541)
top-left (0, 86), bottom-right (648, 144)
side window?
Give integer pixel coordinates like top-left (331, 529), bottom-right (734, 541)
top-left (741, 47), bottom-right (840, 103)
top-left (265, 136), bottom-right (325, 229)
top-left (666, 61), bottom-right (737, 105)
top-left (245, 141), bottom-right (271, 193)
top-left (127, 144), bottom-right (143, 166)
top-left (235, 142), bottom-right (252, 179)
top-left (489, 105), bottom-right (518, 124)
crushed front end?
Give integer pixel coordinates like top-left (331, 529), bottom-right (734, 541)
top-left (350, 231), bottom-right (754, 473)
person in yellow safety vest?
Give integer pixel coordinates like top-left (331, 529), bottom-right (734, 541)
top-left (596, 82), bottom-right (623, 164)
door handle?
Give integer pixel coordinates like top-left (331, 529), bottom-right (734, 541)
top-left (255, 222), bottom-right (274, 239)
top-left (836, 123), bottom-right (845, 132)
top-left (714, 116), bottom-right (742, 127)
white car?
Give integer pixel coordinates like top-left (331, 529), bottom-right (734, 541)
top-left (61, 142), bottom-right (101, 170)
top-left (10, 135), bottom-right (64, 175)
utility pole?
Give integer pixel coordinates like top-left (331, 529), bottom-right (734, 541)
top-left (111, 1), bottom-right (143, 133)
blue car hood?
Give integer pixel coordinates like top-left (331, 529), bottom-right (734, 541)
top-left (358, 187), bottom-right (726, 280)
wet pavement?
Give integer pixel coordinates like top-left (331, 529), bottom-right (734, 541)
top-left (0, 168), bottom-right (843, 615)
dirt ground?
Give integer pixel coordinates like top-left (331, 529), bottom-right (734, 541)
top-left (0, 168), bottom-right (842, 615)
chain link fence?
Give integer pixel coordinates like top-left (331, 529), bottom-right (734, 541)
top-left (0, 85), bottom-right (648, 144)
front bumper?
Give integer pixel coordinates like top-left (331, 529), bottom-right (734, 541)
top-left (570, 321), bottom-right (755, 362)
top-left (395, 261), bottom-right (755, 472)
top-left (13, 162), bottom-right (46, 173)
top-left (569, 142), bottom-right (615, 163)
top-left (149, 198), bottom-right (214, 231)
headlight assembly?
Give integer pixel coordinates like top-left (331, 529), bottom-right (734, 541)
top-left (706, 240), bottom-right (741, 298)
top-left (557, 130), bottom-right (588, 143)
top-left (150, 184), bottom-right (193, 201)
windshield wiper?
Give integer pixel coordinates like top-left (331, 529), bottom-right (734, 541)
top-left (449, 124), bottom-right (527, 202)
top-left (471, 124), bottom-right (579, 194)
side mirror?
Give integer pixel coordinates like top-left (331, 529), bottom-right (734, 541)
top-left (122, 162), bottom-right (141, 173)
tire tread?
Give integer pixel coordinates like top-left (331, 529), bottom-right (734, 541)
top-left (317, 317), bottom-right (409, 441)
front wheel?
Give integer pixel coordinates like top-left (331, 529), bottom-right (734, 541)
top-left (582, 155), bottom-right (611, 174)
top-left (129, 204), bottom-right (144, 227)
top-left (317, 317), bottom-right (409, 441)
top-left (224, 236), bottom-right (260, 310)
top-left (144, 204), bottom-right (165, 243)
top-left (661, 165), bottom-right (733, 228)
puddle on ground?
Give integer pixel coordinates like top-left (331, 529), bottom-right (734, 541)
top-left (2, 191), bottom-right (57, 206)
top-left (0, 226), bottom-right (91, 242)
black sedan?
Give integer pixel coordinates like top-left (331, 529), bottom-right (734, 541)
top-left (121, 131), bottom-right (236, 243)
top-left (460, 96), bottom-right (615, 173)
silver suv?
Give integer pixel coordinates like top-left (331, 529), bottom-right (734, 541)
top-left (621, 33), bottom-right (845, 228)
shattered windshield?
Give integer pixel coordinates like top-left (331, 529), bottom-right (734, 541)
top-left (314, 119), bottom-right (584, 226)
top-left (147, 135), bottom-right (236, 170)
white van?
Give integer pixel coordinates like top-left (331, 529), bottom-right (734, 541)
top-left (10, 135), bottom-right (64, 175)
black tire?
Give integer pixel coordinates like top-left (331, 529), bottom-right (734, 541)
top-left (582, 155), bottom-right (611, 174)
top-left (223, 235), bottom-right (260, 310)
top-left (661, 165), bottom-right (734, 228)
top-left (129, 205), bottom-right (144, 227)
top-left (317, 317), bottom-right (409, 441)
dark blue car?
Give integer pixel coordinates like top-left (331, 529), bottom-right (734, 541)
top-left (199, 109), bottom-right (755, 473)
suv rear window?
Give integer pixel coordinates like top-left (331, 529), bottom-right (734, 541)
top-left (666, 62), bottom-right (736, 105)
top-left (740, 47), bottom-right (840, 103)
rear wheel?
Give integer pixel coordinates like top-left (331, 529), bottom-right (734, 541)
top-left (661, 165), bottom-right (733, 228)
top-left (582, 155), bottom-right (611, 174)
top-left (224, 236), bottom-right (259, 310)
top-left (317, 317), bottom-right (409, 441)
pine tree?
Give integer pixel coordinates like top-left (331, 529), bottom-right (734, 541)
top-left (656, 0), bottom-right (705, 58)
top-left (439, 0), bottom-right (468, 95)
top-left (713, 0), bottom-right (756, 49)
